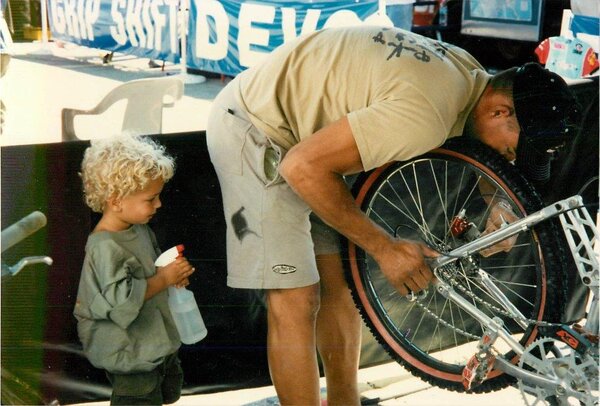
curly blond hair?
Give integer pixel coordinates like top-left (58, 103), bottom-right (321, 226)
top-left (80, 135), bottom-right (175, 213)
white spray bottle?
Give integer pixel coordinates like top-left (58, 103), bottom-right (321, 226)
top-left (155, 245), bottom-right (207, 344)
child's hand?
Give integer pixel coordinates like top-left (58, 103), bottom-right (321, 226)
top-left (175, 277), bottom-right (190, 289)
top-left (158, 257), bottom-right (195, 287)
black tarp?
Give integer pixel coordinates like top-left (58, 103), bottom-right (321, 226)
top-left (1, 134), bottom-right (273, 405)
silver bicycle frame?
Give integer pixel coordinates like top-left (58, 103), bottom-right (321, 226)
top-left (429, 195), bottom-right (599, 400)
top-left (430, 195), bottom-right (587, 269)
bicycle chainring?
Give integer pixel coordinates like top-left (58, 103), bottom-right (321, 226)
top-left (517, 337), bottom-right (598, 405)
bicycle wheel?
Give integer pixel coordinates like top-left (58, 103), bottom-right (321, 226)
top-left (345, 138), bottom-right (568, 392)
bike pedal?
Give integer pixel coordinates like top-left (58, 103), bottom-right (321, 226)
top-left (462, 352), bottom-right (496, 391)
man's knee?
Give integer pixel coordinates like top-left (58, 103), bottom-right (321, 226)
top-left (266, 284), bottom-right (321, 324)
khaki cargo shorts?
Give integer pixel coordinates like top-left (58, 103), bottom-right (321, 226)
top-left (206, 77), bottom-right (340, 290)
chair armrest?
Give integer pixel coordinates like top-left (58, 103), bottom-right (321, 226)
top-left (61, 108), bottom-right (88, 142)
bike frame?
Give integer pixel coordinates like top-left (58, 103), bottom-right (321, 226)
top-left (429, 195), bottom-right (599, 400)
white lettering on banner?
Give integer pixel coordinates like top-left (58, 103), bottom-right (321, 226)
top-left (165, 0), bottom-right (178, 55)
top-left (109, 0), bottom-right (176, 52)
top-left (193, 0), bottom-right (378, 69)
top-left (76, 0), bottom-right (97, 39)
top-left (126, 0), bottom-right (145, 47)
top-left (110, 0), bottom-right (128, 45)
top-left (50, 0), bottom-right (66, 33)
top-left (49, 0), bottom-right (100, 39)
top-left (281, 7), bottom-right (319, 42)
top-left (195, 0), bottom-right (229, 60)
top-left (237, 3), bottom-right (275, 67)
top-left (142, 0), bottom-right (154, 48)
top-left (149, 0), bottom-right (167, 50)
top-left (63, 0), bottom-right (79, 37)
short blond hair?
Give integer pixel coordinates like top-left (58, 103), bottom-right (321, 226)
top-left (80, 135), bottom-right (175, 213)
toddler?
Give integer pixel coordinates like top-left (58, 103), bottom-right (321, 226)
top-left (74, 135), bottom-right (195, 405)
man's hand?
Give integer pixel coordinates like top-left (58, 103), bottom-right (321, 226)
top-left (374, 239), bottom-right (437, 296)
top-left (480, 200), bottom-right (519, 257)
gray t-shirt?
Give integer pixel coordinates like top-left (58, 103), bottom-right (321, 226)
top-left (74, 224), bottom-right (180, 373)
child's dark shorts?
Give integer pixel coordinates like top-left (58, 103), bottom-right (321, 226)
top-left (106, 351), bottom-right (183, 405)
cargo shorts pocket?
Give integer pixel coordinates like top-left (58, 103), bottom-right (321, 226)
top-left (108, 369), bottom-right (159, 397)
top-left (206, 106), bottom-right (251, 175)
top-left (263, 144), bottom-right (285, 186)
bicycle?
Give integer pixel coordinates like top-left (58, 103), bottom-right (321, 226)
top-left (1, 211), bottom-right (53, 405)
top-left (344, 137), bottom-right (598, 405)
top-left (1, 211), bottom-right (53, 283)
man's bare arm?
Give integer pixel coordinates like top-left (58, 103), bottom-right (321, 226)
top-left (278, 117), bottom-right (434, 294)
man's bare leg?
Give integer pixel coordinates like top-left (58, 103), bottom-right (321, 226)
top-left (316, 253), bottom-right (362, 406)
top-left (266, 284), bottom-right (321, 405)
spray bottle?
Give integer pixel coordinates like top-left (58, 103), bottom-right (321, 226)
top-left (155, 245), bottom-right (207, 344)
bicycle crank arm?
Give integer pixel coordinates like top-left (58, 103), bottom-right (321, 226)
top-left (493, 357), bottom-right (590, 402)
top-left (429, 196), bottom-right (584, 269)
top-left (435, 279), bottom-right (593, 402)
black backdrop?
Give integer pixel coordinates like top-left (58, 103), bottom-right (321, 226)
top-left (1, 133), bottom-right (273, 405)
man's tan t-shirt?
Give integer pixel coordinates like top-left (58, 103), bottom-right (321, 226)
top-left (238, 26), bottom-right (491, 171)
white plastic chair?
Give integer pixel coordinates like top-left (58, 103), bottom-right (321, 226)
top-left (61, 76), bottom-right (184, 141)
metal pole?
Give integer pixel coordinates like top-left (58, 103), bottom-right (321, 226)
top-left (30, 0), bottom-right (52, 55)
top-left (177, 0), bottom-right (205, 84)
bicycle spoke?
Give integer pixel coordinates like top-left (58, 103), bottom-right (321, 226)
top-left (371, 180), bottom-right (423, 233)
top-left (429, 160), bottom-right (451, 242)
top-left (476, 186), bottom-right (502, 231)
top-left (348, 145), bottom-right (560, 389)
top-left (410, 163), bottom-right (437, 241)
top-left (399, 168), bottom-right (437, 242)
top-left (451, 166), bottom-right (467, 222)
top-left (485, 275), bottom-right (536, 308)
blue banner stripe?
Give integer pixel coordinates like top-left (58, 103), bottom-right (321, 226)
top-left (48, 0), bottom-right (381, 74)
